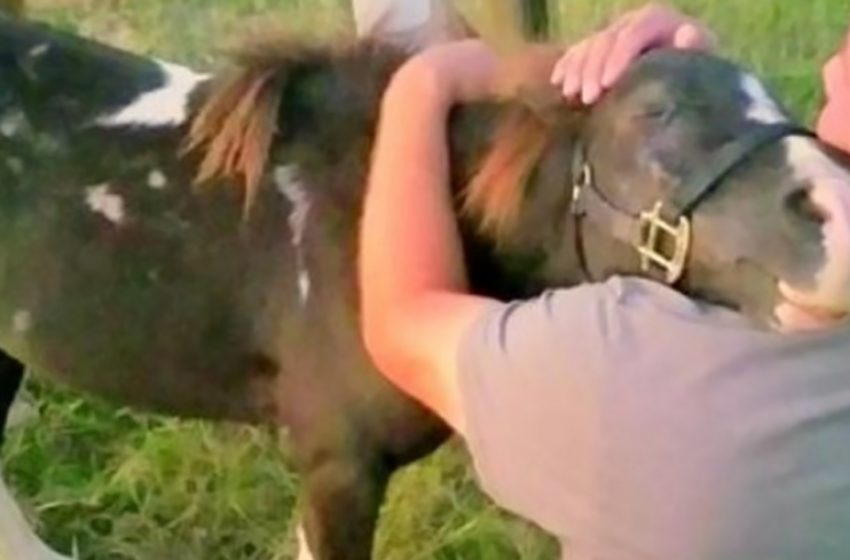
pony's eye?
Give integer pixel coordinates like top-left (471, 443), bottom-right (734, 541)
top-left (635, 102), bottom-right (678, 125)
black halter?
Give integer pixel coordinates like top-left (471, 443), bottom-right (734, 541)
top-left (570, 122), bottom-right (817, 285)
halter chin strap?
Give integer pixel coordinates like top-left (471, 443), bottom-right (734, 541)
top-left (570, 122), bottom-right (817, 285)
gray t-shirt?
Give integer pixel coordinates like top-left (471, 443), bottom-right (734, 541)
top-left (458, 276), bottom-right (850, 560)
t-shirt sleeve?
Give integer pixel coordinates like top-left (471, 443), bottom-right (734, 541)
top-left (457, 283), bottom-right (612, 531)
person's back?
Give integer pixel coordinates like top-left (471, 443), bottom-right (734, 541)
top-left (459, 277), bottom-right (850, 559)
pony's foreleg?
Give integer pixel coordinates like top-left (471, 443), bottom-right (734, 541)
top-left (285, 418), bottom-right (388, 560)
top-left (296, 455), bottom-right (388, 560)
top-left (0, 471), bottom-right (71, 560)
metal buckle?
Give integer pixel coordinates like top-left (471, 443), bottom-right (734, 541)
top-left (636, 201), bottom-right (691, 284)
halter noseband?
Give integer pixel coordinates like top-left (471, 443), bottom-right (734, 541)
top-left (570, 122), bottom-right (817, 285)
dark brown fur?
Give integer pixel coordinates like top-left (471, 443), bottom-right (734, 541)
top-left (186, 39), bottom-right (565, 233)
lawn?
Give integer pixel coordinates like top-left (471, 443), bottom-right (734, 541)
top-left (4, 0), bottom-right (849, 559)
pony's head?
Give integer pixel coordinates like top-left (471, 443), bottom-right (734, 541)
top-left (467, 49), bottom-right (850, 329)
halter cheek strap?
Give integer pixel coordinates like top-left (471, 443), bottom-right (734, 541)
top-left (570, 123), bottom-right (817, 285)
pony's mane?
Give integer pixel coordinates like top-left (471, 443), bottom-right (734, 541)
top-left (461, 45), bottom-right (569, 239)
top-left (463, 103), bottom-right (554, 238)
top-left (185, 36), bottom-right (565, 233)
top-left (183, 36), bottom-right (360, 213)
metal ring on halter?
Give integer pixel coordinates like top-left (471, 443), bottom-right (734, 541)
top-left (636, 202), bottom-right (692, 285)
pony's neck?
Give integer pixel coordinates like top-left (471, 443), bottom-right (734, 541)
top-left (448, 101), bottom-right (585, 298)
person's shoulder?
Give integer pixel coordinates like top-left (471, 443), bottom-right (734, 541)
top-left (539, 276), bottom-right (751, 332)
top-left (540, 276), bottom-right (683, 313)
top-left (595, 276), bottom-right (754, 329)
top-left (602, 276), bottom-right (693, 308)
top-left (463, 276), bottom-right (745, 354)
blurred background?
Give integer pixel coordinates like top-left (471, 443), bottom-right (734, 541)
top-left (5, 1), bottom-right (848, 558)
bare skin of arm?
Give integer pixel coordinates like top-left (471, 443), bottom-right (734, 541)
top-left (359, 42), bottom-right (503, 435)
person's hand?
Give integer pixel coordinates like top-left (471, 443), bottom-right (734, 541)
top-left (550, 3), bottom-right (716, 105)
top-left (392, 39), bottom-right (564, 110)
top-left (391, 39), bottom-right (502, 107)
top-left (817, 26), bottom-right (850, 154)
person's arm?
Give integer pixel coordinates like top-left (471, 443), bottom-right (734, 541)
top-left (358, 41), bottom-right (504, 435)
top-left (358, 42), bottom-right (625, 529)
top-left (551, 3), bottom-right (715, 104)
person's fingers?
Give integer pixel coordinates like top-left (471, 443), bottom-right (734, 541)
top-left (550, 49), bottom-right (570, 84)
top-left (555, 4), bottom-right (715, 102)
top-left (601, 21), bottom-right (663, 88)
top-left (673, 22), bottom-right (714, 50)
top-left (601, 5), bottom-right (716, 88)
top-left (581, 26), bottom-right (624, 104)
top-left (560, 39), bottom-right (591, 100)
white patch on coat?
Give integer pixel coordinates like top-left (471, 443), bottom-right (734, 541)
top-left (95, 60), bottom-right (208, 128)
top-left (777, 137), bottom-right (850, 316)
top-left (0, 472), bottom-right (72, 560)
top-left (296, 525), bottom-right (315, 560)
top-left (85, 183), bottom-right (126, 224)
top-left (12, 310), bottom-right (31, 334)
top-left (739, 73), bottom-right (787, 125)
top-left (27, 43), bottom-right (50, 60)
top-left (275, 165), bottom-right (312, 305)
top-left (147, 168), bottom-right (167, 190)
top-left (0, 110), bottom-right (25, 138)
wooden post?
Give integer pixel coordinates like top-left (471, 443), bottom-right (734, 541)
top-left (521, 0), bottom-right (549, 40)
top-left (0, 0), bottom-right (24, 17)
top-left (472, 0), bottom-right (550, 49)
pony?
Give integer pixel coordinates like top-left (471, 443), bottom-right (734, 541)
top-left (1, 12), bottom-right (850, 560)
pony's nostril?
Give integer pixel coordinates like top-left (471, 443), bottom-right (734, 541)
top-left (785, 188), bottom-right (829, 225)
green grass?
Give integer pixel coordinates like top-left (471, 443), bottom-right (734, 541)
top-left (5, 0), bottom-right (850, 559)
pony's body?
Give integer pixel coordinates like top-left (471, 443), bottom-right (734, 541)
top-left (0, 16), bottom-right (517, 559)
